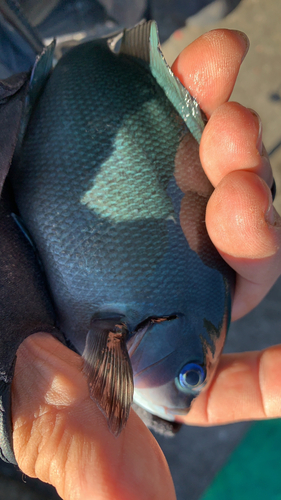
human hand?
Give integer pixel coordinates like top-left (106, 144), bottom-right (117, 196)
top-left (172, 30), bottom-right (281, 427)
top-left (11, 29), bottom-right (281, 500)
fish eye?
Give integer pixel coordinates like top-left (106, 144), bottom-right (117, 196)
top-left (177, 363), bottom-right (206, 390)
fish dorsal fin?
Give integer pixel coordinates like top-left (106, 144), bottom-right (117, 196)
top-left (119, 21), bottom-right (205, 142)
top-left (120, 19), bottom-right (151, 62)
top-left (82, 317), bottom-right (134, 437)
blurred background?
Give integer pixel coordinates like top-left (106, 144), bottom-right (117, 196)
top-left (0, 0), bottom-right (281, 498)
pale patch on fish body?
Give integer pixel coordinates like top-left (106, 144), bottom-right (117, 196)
top-left (80, 122), bottom-right (175, 221)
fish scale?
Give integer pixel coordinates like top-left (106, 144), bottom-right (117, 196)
top-left (6, 21), bottom-right (235, 436)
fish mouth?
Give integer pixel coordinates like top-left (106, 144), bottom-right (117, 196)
top-left (165, 407), bottom-right (190, 416)
top-left (133, 390), bottom-right (190, 420)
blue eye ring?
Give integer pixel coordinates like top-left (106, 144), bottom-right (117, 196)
top-left (177, 363), bottom-right (206, 390)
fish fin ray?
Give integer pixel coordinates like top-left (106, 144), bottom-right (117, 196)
top-left (82, 317), bottom-right (133, 437)
top-left (119, 19), bottom-right (152, 63)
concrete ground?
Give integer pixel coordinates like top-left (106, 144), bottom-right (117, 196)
top-left (1, 0), bottom-right (281, 498)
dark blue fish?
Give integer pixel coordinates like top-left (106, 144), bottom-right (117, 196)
top-left (0, 20), bottom-right (235, 452)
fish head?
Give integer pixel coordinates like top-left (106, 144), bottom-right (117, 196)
top-left (128, 312), bottom-right (228, 421)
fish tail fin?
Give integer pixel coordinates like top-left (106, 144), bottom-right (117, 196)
top-left (118, 20), bottom-right (205, 142)
top-left (82, 317), bottom-right (134, 437)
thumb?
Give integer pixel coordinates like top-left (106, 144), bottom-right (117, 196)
top-left (12, 333), bottom-right (175, 500)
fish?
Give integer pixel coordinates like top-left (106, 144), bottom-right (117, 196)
top-left (0, 20), bottom-right (235, 460)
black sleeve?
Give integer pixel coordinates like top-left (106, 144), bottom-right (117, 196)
top-left (0, 72), bottom-right (29, 191)
top-left (0, 73), bottom-right (63, 464)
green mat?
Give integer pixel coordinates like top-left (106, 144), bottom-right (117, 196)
top-left (200, 419), bottom-right (281, 500)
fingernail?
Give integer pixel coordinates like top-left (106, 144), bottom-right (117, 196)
top-left (265, 199), bottom-right (276, 226)
top-left (232, 30), bottom-right (250, 61)
top-left (248, 108), bottom-right (263, 154)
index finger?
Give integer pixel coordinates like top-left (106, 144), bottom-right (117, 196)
top-left (172, 29), bottom-right (249, 117)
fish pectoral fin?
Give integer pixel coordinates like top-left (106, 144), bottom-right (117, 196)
top-left (82, 317), bottom-right (133, 437)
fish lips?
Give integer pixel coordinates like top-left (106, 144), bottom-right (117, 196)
top-left (133, 385), bottom-right (196, 421)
